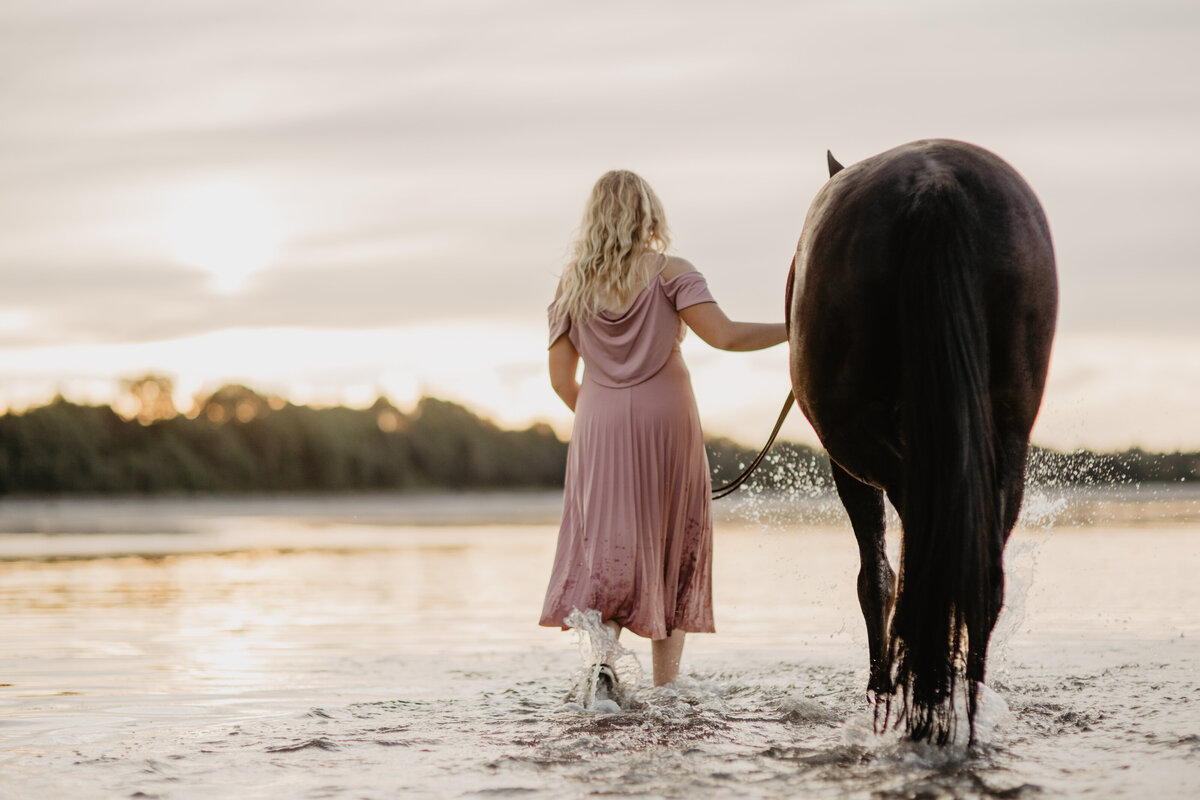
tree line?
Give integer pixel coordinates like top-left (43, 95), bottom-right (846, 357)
top-left (0, 382), bottom-right (1196, 496)
top-left (0, 387), bottom-right (567, 495)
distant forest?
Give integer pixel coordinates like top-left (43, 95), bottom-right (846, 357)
top-left (0, 377), bottom-right (1196, 495)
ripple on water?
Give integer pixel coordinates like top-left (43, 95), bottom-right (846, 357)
top-left (7, 650), bottom-right (1198, 799)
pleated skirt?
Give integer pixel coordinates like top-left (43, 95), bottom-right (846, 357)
top-left (539, 352), bottom-right (714, 640)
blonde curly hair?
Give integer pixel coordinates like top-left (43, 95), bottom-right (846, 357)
top-left (553, 170), bottom-right (670, 322)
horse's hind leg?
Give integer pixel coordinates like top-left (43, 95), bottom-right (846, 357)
top-left (969, 441), bottom-right (1028, 690)
top-left (964, 451), bottom-right (1025, 743)
top-left (831, 461), bottom-right (895, 695)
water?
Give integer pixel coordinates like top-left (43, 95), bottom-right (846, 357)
top-left (1, 489), bottom-right (1198, 798)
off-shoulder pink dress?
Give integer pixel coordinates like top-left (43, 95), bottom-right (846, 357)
top-left (540, 263), bottom-right (717, 640)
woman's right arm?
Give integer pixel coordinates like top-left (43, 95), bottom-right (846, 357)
top-left (663, 255), bottom-right (787, 352)
top-left (679, 302), bottom-right (787, 352)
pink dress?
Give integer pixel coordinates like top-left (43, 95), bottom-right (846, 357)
top-left (540, 265), bottom-right (717, 640)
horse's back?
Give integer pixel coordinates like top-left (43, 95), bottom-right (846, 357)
top-left (789, 139), bottom-right (1057, 491)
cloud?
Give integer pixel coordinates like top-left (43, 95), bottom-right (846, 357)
top-left (1, 0), bottom-right (1198, 446)
top-left (1033, 331), bottom-right (1200, 451)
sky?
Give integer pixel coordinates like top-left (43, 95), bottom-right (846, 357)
top-left (2, 0), bottom-right (1198, 452)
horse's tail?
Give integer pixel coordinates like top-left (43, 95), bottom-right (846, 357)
top-left (882, 172), bottom-right (1001, 744)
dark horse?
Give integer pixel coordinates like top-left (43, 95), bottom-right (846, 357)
top-left (787, 139), bottom-right (1058, 743)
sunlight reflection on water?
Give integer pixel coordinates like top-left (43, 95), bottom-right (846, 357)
top-left (0, 490), bottom-right (1198, 798)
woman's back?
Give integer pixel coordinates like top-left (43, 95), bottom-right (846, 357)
top-left (549, 255), bottom-right (716, 388)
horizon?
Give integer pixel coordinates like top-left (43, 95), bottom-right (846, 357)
top-left (3, 1), bottom-right (1198, 452)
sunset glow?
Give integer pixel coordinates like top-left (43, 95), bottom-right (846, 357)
top-left (162, 180), bottom-right (281, 292)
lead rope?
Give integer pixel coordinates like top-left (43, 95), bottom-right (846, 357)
top-left (711, 391), bottom-right (795, 500)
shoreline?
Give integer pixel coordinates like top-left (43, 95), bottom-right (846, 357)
top-left (1, 482), bottom-right (1198, 533)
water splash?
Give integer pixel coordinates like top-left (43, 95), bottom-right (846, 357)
top-left (720, 451), bottom-right (846, 533)
top-left (990, 487), bottom-right (1065, 679)
top-left (842, 683), bottom-right (1013, 755)
top-left (561, 608), bottom-right (643, 712)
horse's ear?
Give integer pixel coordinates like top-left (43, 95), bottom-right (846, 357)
top-left (827, 150), bottom-right (844, 177)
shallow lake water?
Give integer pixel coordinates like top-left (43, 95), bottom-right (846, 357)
top-left (0, 488), bottom-right (1198, 798)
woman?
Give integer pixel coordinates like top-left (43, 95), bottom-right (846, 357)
top-left (540, 170), bottom-right (787, 689)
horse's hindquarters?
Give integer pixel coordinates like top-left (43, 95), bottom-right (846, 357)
top-left (788, 139), bottom-right (1058, 743)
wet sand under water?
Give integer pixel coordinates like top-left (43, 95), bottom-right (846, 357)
top-left (0, 490), bottom-right (1198, 799)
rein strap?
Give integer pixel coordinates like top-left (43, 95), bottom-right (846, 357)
top-left (711, 390), bottom-right (795, 500)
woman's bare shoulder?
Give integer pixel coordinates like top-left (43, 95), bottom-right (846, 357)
top-left (660, 255), bottom-right (697, 281)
